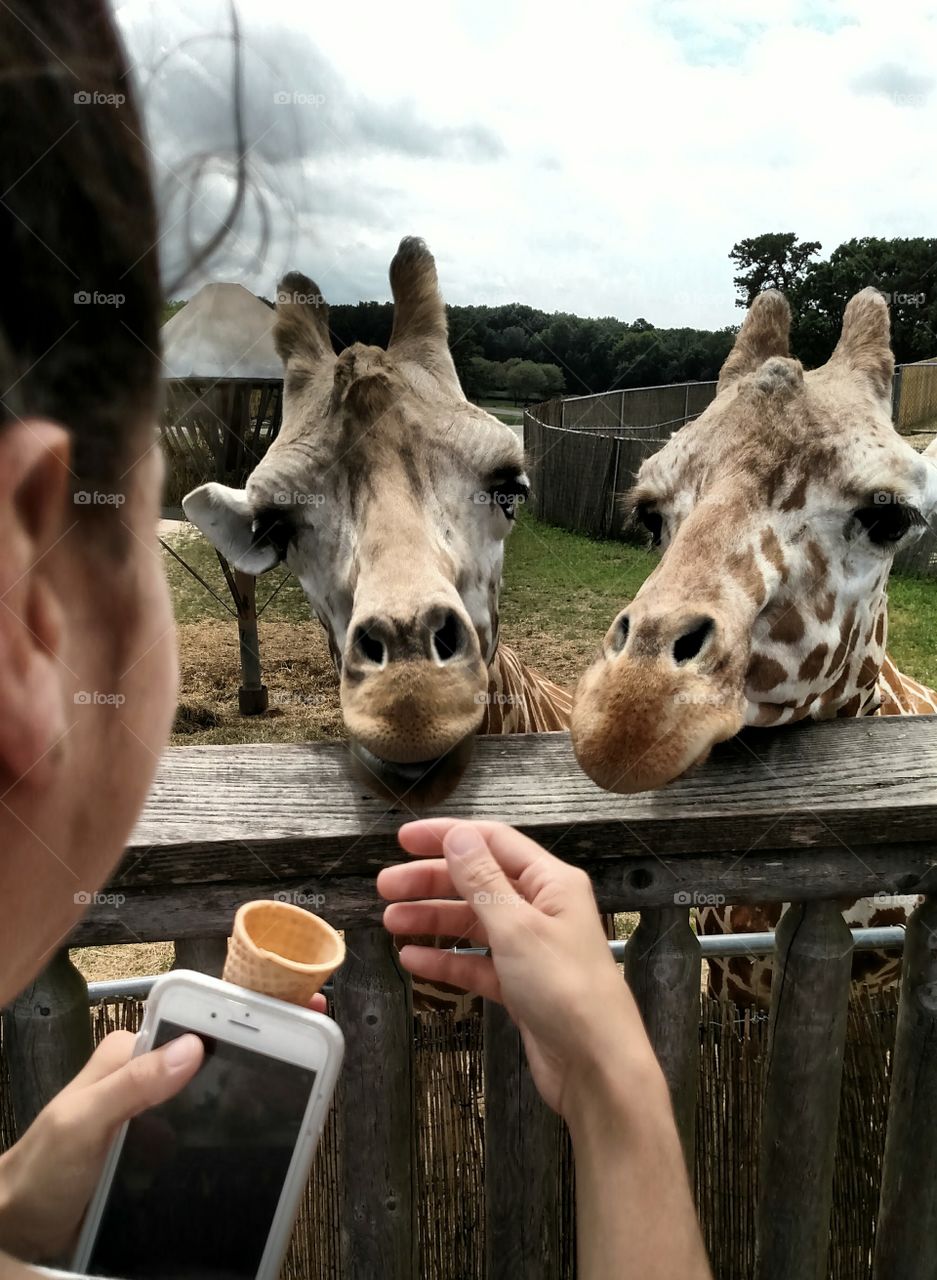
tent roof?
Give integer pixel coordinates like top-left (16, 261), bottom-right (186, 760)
top-left (160, 283), bottom-right (282, 380)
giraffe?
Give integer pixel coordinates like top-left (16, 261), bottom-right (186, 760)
top-left (569, 286), bottom-right (937, 1005)
top-left (183, 236), bottom-right (572, 1010)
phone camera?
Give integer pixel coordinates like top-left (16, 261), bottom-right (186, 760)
top-left (210, 1012), bottom-right (217, 1019)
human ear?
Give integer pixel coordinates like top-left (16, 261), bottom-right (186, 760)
top-left (0, 420), bottom-right (72, 784)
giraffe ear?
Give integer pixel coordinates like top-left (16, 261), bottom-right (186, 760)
top-left (718, 290), bottom-right (791, 392)
top-left (182, 483), bottom-right (286, 574)
top-left (826, 287), bottom-right (894, 401)
top-left (274, 272), bottom-right (335, 398)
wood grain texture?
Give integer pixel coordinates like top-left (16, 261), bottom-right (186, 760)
top-left (63, 716), bottom-right (937, 946)
top-left (754, 902), bottom-right (853, 1280)
top-left (872, 895), bottom-right (937, 1280)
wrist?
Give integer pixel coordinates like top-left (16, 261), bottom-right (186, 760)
top-left (563, 1040), bottom-right (673, 1146)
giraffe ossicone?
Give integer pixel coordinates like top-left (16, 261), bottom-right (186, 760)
top-left (184, 236), bottom-right (570, 813)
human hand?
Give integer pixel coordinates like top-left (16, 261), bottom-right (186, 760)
top-left (0, 1030), bottom-right (203, 1263)
top-left (378, 819), bottom-right (660, 1120)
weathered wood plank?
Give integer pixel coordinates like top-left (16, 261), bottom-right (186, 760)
top-left (332, 927), bottom-right (416, 1280)
top-left (754, 902), bottom-right (853, 1280)
top-left (483, 1002), bottom-right (562, 1280)
top-left (67, 843), bottom-right (937, 946)
top-left (118, 719), bottom-right (937, 887)
top-left (872, 895), bottom-right (937, 1280)
top-left (624, 907), bottom-right (700, 1166)
top-left (1, 949), bottom-right (93, 1132)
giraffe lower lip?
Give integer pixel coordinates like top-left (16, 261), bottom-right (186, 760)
top-left (348, 735), bottom-right (476, 804)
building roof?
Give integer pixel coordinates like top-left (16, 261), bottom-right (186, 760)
top-left (160, 283), bottom-right (282, 380)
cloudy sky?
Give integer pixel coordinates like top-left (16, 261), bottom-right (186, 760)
top-left (116, 0), bottom-right (937, 329)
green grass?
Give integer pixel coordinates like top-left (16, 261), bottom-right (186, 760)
top-left (885, 576), bottom-right (937, 689)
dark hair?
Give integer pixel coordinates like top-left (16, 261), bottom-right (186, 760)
top-left (0, 0), bottom-right (162, 495)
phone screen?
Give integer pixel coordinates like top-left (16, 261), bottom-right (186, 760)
top-left (86, 1020), bottom-right (318, 1279)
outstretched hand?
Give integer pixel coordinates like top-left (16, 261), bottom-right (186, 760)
top-left (378, 819), bottom-right (655, 1119)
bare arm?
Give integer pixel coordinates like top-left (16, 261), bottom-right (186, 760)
top-left (378, 819), bottom-right (712, 1280)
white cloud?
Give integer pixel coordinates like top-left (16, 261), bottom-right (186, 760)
top-left (117, 0), bottom-right (937, 329)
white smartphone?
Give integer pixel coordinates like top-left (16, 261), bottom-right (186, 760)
top-left (71, 970), bottom-right (344, 1280)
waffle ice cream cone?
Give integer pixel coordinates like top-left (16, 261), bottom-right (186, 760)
top-left (223, 900), bottom-right (345, 1005)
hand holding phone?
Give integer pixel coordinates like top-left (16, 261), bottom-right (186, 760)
top-left (71, 971), bottom-right (344, 1280)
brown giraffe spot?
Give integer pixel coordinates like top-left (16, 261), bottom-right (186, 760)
top-left (825, 605), bottom-right (856, 676)
top-left (837, 693), bottom-right (863, 717)
top-left (752, 703), bottom-right (786, 726)
top-left (779, 475), bottom-right (809, 512)
top-left (806, 540), bottom-right (829, 581)
top-left (822, 668), bottom-right (851, 707)
top-left (799, 643), bottom-right (828, 681)
top-left (768, 607), bottom-right (805, 645)
top-left (726, 549), bottom-right (766, 603)
top-left (760, 527), bottom-right (787, 580)
top-left (874, 613), bottom-right (886, 645)
top-left (815, 591), bottom-right (836, 623)
top-left (857, 655), bottom-right (880, 688)
top-left (746, 655), bottom-right (789, 692)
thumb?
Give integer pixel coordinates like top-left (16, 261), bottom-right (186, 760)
top-left (75, 1034), bottom-right (204, 1141)
top-left (443, 823), bottom-right (529, 937)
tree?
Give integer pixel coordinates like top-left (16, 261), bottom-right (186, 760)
top-left (729, 233), bottom-right (821, 308)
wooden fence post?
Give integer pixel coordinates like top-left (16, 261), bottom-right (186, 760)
top-left (233, 569), bottom-right (268, 715)
top-left (624, 906), bottom-right (701, 1167)
top-left (174, 936), bottom-right (228, 977)
top-left (754, 901), bottom-right (853, 1280)
top-left (483, 1001), bottom-right (562, 1280)
top-left (2, 948), bottom-right (93, 1133)
top-left (332, 926), bottom-right (416, 1280)
top-left (872, 894), bottom-right (937, 1280)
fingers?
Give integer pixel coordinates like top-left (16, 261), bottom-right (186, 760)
top-left (383, 899), bottom-right (487, 945)
top-left (75, 1033), bottom-right (204, 1138)
top-left (377, 858), bottom-right (456, 903)
top-left (399, 818), bottom-right (560, 880)
top-left (64, 1030), bottom-right (137, 1090)
top-left (397, 945), bottom-right (503, 1005)
top-left (308, 994), bottom-right (328, 1014)
top-left (439, 824), bottom-right (535, 938)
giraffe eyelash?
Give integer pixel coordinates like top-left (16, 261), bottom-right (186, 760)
top-left (854, 500), bottom-right (927, 546)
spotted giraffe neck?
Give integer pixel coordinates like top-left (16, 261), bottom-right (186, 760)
top-left (479, 643), bottom-right (572, 733)
top-left (702, 649), bottom-right (937, 1007)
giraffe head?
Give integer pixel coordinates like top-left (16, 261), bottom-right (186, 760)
top-left (571, 287), bottom-right (937, 793)
top-left (184, 237), bottom-right (528, 803)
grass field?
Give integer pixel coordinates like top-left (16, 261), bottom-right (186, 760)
top-left (164, 512), bottom-right (937, 748)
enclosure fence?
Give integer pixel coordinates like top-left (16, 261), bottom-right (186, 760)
top-left (526, 367), bottom-right (937, 575)
top-left (2, 718), bottom-right (937, 1279)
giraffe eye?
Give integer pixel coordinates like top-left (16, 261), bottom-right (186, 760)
top-left (487, 479), bottom-right (529, 520)
top-left (854, 500), bottom-right (926, 546)
top-left (251, 507), bottom-right (295, 560)
top-left (635, 503), bottom-right (663, 546)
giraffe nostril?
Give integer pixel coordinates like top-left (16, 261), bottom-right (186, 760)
top-left (673, 618), bottom-right (714, 665)
top-left (608, 613), bottom-right (630, 656)
top-left (432, 610), bottom-right (466, 663)
top-left (352, 624), bottom-right (386, 667)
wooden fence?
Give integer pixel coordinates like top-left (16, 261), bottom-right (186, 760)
top-left (3, 717), bottom-right (937, 1278)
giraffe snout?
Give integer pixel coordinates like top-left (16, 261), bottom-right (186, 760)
top-left (606, 606), bottom-right (719, 669)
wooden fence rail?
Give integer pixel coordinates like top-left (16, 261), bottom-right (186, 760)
top-left (3, 716), bottom-right (937, 1278)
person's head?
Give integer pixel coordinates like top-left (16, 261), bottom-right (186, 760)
top-left (0, 1), bottom-right (176, 1002)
